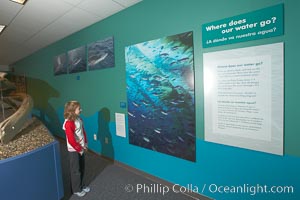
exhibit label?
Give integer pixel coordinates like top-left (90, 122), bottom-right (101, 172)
top-left (209, 56), bottom-right (272, 141)
top-left (115, 113), bottom-right (126, 138)
top-left (202, 4), bottom-right (284, 48)
top-left (204, 43), bottom-right (284, 155)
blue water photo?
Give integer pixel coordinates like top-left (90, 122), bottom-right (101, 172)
top-left (87, 36), bottom-right (115, 71)
top-left (68, 46), bottom-right (87, 74)
top-left (125, 31), bottom-right (196, 162)
top-left (53, 53), bottom-right (67, 76)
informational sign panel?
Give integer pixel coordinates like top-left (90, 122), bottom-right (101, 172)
top-left (115, 113), bottom-right (126, 138)
top-left (204, 43), bottom-right (284, 155)
top-left (202, 4), bottom-right (284, 48)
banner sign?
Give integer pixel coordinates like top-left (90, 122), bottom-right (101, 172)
top-left (202, 4), bottom-right (284, 48)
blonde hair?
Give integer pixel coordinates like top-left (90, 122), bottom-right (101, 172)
top-left (64, 100), bottom-right (80, 121)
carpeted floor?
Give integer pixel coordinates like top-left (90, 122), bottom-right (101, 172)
top-left (57, 137), bottom-right (211, 200)
top-left (58, 137), bottom-right (110, 200)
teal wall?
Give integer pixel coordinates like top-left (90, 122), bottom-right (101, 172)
top-left (12, 0), bottom-right (300, 199)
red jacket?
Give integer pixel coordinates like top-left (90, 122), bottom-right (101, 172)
top-left (63, 118), bottom-right (87, 153)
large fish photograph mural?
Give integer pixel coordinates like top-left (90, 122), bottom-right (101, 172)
top-left (125, 31), bottom-right (196, 162)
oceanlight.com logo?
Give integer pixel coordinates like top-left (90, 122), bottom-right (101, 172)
top-left (124, 183), bottom-right (199, 196)
top-left (206, 183), bottom-right (294, 196)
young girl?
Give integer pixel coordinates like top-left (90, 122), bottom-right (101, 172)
top-left (63, 100), bottom-right (90, 197)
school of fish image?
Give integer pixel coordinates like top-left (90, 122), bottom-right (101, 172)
top-left (125, 31), bottom-right (196, 161)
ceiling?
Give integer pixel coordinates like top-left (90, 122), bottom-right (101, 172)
top-left (0, 0), bottom-right (142, 66)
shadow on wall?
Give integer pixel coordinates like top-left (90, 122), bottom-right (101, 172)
top-left (26, 77), bottom-right (63, 136)
top-left (97, 108), bottom-right (115, 160)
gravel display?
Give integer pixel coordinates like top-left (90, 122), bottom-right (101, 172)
top-left (0, 117), bottom-right (55, 160)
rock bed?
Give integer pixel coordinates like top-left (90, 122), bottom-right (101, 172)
top-left (0, 117), bottom-right (55, 160)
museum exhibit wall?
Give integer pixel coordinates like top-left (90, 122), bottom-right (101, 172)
top-left (11, 0), bottom-right (300, 199)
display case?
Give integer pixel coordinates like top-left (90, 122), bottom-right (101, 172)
top-left (0, 140), bottom-right (64, 200)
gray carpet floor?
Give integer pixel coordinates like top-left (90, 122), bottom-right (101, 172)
top-left (57, 137), bottom-right (211, 200)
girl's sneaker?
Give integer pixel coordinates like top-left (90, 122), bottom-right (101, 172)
top-left (74, 190), bottom-right (86, 197)
top-left (83, 186), bottom-right (90, 193)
